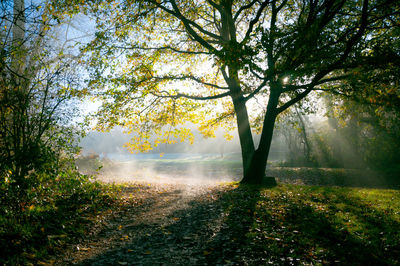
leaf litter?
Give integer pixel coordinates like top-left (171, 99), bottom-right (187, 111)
top-left (52, 181), bottom-right (234, 265)
top-left (50, 177), bottom-right (400, 265)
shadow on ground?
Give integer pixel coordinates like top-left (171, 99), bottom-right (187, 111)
top-left (268, 167), bottom-right (400, 189)
top-left (64, 184), bottom-right (261, 265)
top-left (63, 182), bottom-right (400, 265)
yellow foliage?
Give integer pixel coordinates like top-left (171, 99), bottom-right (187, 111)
top-left (223, 132), bottom-right (234, 141)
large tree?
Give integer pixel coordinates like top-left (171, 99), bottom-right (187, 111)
top-left (85, 0), bottom-right (399, 184)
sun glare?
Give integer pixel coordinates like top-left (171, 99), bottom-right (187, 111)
top-left (283, 77), bottom-right (289, 84)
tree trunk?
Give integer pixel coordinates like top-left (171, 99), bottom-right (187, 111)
top-left (231, 95), bottom-right (255, 178)
top-left (295, 107), bottom-right (312, 163)
top-left (241, 91), bottom-right (279, 184)
top-left (12, 0), bottom-right (26, 75)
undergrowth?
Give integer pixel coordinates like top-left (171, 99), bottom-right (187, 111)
top-left (2, 174), bottom-right (399, 265)
top-left (0, 169), bottom-right (120, 265)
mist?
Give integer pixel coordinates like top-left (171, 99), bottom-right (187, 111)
top-left (77, 126), bottom-right (288, 185)
top-left (77, 105), bottom-right (400, 189)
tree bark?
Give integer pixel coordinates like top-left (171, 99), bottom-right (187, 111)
top-left (241, 91), bottom-right (279, 184)
top-left (12, 0), bottom-right (26, 75)
top-left (231, 95), bottom-right (255, 178)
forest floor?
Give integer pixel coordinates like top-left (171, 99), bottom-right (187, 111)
top-left (50, 169), bottom-right (400, 265)
top-left (53, 182), bottom-right (232, 265)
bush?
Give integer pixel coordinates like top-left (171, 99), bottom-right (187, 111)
top-left (0, 163), bottom-right (117, 265)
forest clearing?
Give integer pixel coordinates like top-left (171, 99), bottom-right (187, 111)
top-left (2, 0), bottom-right (400, 264)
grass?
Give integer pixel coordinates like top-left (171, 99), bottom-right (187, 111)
top-left (2, 168), bottom-right (399, 265)
top-left (211, 183), bottom-right (400, 265)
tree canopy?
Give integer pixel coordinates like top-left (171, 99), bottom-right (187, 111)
top-left (84, 0), bottom-right (399, 183)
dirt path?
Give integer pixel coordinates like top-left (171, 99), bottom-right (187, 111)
top-left (52, 166), bottom-right (396, 265)
top-left (55, 181), bottom-right (232, 265)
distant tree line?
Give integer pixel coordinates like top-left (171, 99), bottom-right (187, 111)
top-left (280, 93), bottom-right (400, 177)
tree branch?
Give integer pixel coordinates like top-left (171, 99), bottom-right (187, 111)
top-left (244, 79), bottom-right (268, 102)
top-left (299, 0), bottom-right (369, 89)
top-left (206, 0), bottom-right (223, 12)
top-left (165, 0), bottom-right (223, 42)
top-left (233, 0), bottom-right (259, 22)
top-left (241, 0), bottom-right (271, 45)
top-left (151, 90), bottom-right (231, 101)
top-left (282, 74), bottom-right (352, 92)
top-left (277, 88), bottom-right (312, 114)
top-left (334, 0), bottom-right (369, 68)
top-left (151, 75), bottom-right (228, 90)
top-left (115, 45), bottom-right (211, 55)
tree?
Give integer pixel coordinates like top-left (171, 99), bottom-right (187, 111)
top-left (84, 0), bottom-right (399, 184)
top-left (0, 0), bottom-right (84, 193)
top-left (324, 93), bottom-right (400, 170)
top-left (277, 103), bottom-right (315, 167)
top-left (322, 17), bottom-right (400, 171)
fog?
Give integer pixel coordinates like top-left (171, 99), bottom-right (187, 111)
top-left (78, 127), bottom-right (287, 184)
top-left (77, 104), bottom-right (399, 189)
